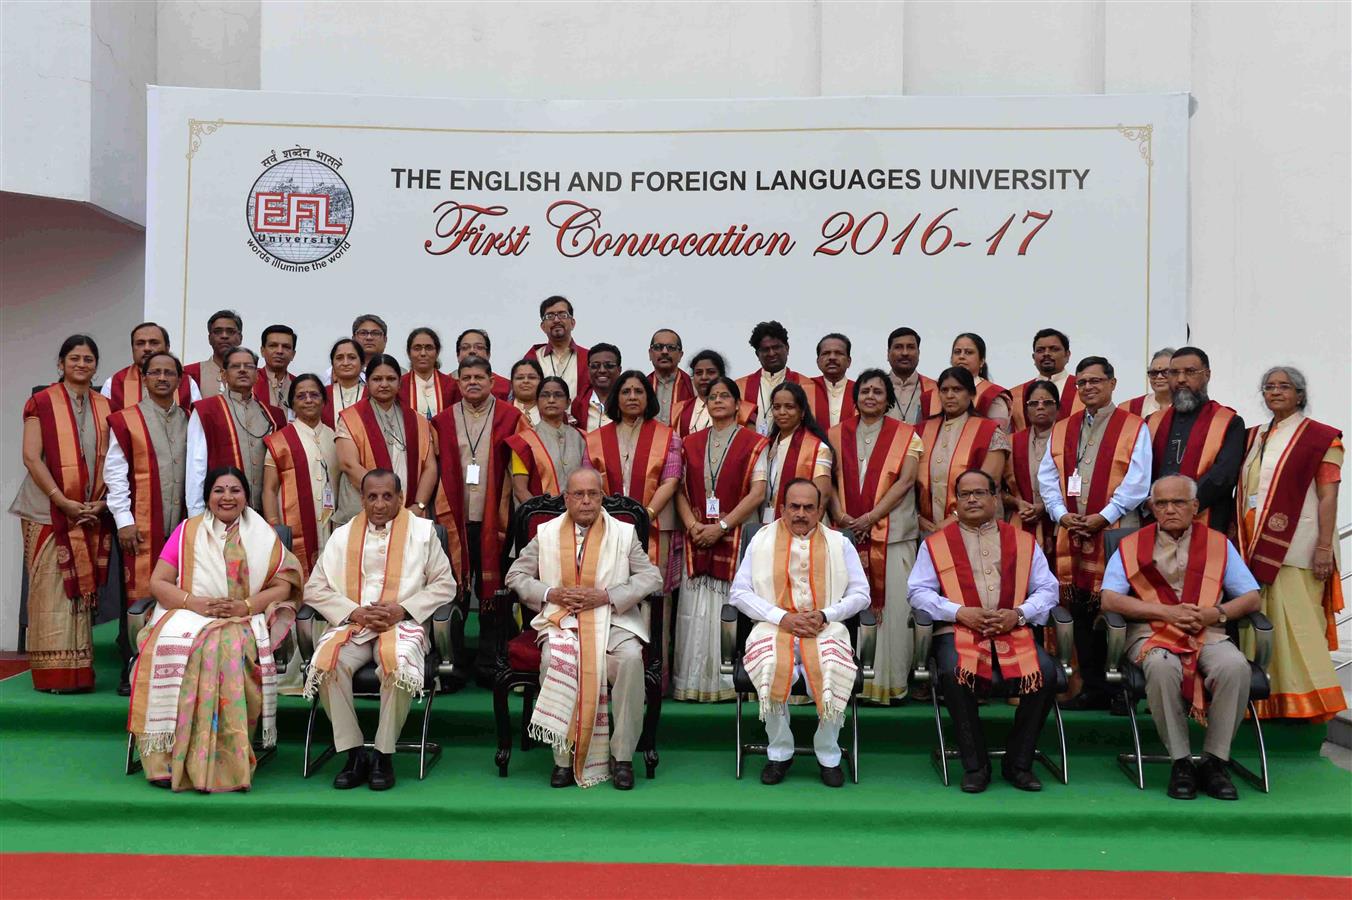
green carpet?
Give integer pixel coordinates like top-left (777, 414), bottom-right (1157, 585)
top-left (1, 623), bottom-right (1348, 876)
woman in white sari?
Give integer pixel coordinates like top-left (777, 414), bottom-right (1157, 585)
top-left (129, 466), bottom-right (302, 791)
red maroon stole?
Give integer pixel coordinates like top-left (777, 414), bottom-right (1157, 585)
top-left (973, 381), bottom-right (1009, 418)
top-left (1049, 406), bottom-right (1145, 591)
top-left (1006, 428), bottom-right (1052, 548)
top-left (925, 521), bottom-right (1042, 694)
top-left (399, 370), bottom-right (456, 417)
top-left (263, 424), bottom-right (322, 577)
top-left (322, 381), bottom-right (367, 429)
top-left (107, 406), bottom-right (171, 598)
top-left (194, 395), bottom-right (286, 470)
top-left (648, 370), bottom-right (695, 418)
top-left (1010, 378), bottom-right (1082, 431)
top-left (337, 399), bottom-right (430, 505)
top-left (1238, 418), bottom-right (1341, 583)
top-left (916, 416), bottom-right (998, 523)
top-left (432, 401), bottom-right (527, 596)
top-left (252, 370), bottom-right (294, 409)
top-left (736, 369), bottom-right (811, 423)
top-left (1123, 394), bottom-right (1150, 417)
top-left (527, 342), bottom-right (591, 401)
top-left (830, 416), bottom-right (915, 609)
top-left (26, 385), bottom-right (112, 598)
top-left (1120, 524), bottom-right (1229, 722)
top-left (505, 429), bottom-right (570, 497)
top-left (107, 365), bottom-right (193, 411)
top-left (681, 426), bottom-right (768, 581)
top-left (912, 374), bottom-right (944, 421)
top-left (1148, 401), bottom-right (1238, 526)
top-left (766, 427), bottom-right (827, 519)
top-left (807, 376), bottom-right (856, 427)
top-left (586, 420), bottom-right (674, 564)
top-left (672, 398), bottom-right (755, 437)
top-left (444, 372), bottom-right (513, 406)
top-left (182, 361), bottom-right (205, 394)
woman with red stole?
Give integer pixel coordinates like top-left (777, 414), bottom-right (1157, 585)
top-left (1004, 379), bottom-right (1060, 561)
top-left (672, 350), bottom-right (755, 437)
top-left (674, 377), bottom-right (768, 701)
top-left (322, 338), bottom-right (366, 429)
top-left (334, 355), bottom-right (437, 528)
top-left (509, 358), bottom-right (544, 427)
top-left (401, 327), bottom-right (456, 420)
top-left (1122, 347), bottom-right (1175, 418)
top-left (760, 381), bottom-right (834, 524)
top-left (131, 467), bottom-right (302, 791)
top-left (508, 376), bottom-right (586, 502)
top-left (828, 369), bottom-right (922, 702)
top-left (9, 335), bottom-right (112, 692)
top-left (949, 332), bottom-right (1014, 434)
top-left (1238, 366), bottom-right (1345, 722)
top-left (917, 367), bottom-right (1009, 535)
top-left (262, 374), bottom-right (336, 578)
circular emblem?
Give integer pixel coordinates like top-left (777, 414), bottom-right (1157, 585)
top-left (246, 158), bottom-right (353, 265)
top-left (994, 639), bottom-right (1011, 655)
top-left (1267, 512), bottom-right (1289, 533)
top-left (56, 546), bottom-right (71, 565)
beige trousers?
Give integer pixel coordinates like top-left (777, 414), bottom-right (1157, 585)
top-left (1128, 635), bottom-right (1250, 761)
top-left (319, 639), bottom-right (414, 754)
top-left (540, 625), bottom-right (646, 766)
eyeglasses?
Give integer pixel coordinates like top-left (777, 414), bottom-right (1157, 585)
top-left (1262, 383), bottom-right (1296, 393)
top-left (1146, 368), bottom-right (1169, 378)
top-left (566, 490), bottom-right (602, 500)
top-left (589, 361), bottom-right (619, 371)
top-left (1075, 376), bottom-right (1110, 388)
top-left (1167, 367), bottom-right (1207, 378)
top-left (650, 343), bottom-right (681, 352)
top-left (706, 392), bottom-right (735, 402)
top-left (293, 390), bottom-right (324, 402)
top-left (538, 390), bottom-right (568, 400)
top-left (209, 327), bottom-right (240, 337)
top-left (354, 329), bottom-right (385, 339)
top-left (955, 489), bottom-right (993, 500)
top-left (1026, 399), bottom-right (1057, 408)
top-left (226, 362), bottom-right (256, 372)
top-left (1151, 498), bottom-right (1194, 508)
top-left (541, 312), bottom-right (573, 322)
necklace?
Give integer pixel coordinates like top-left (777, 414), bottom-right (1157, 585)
top-left (227, 393), bottom-right (274, 439)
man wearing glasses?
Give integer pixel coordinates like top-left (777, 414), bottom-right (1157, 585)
top-left (186, 346), bottom-right (287, 515)
top-left (525, 295), bottom-right (591, 401)
top-left (1037, 356), bottom-right (1151, 710)
top-left (646, 329), bottom-right (692, 425)
top-left (908, 469), bottom-right (1061, 793)
top-left (184, 309), bottom-right (244, 397)
top-left (448, 328), bottom-right (512, 401)
top-left (1146, 346), bottom-right (1246, 533)
top-left (572, 343), bottom-right (622, 431)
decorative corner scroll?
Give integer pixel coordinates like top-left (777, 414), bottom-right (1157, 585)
top-left (1116, 124), bottom-right (1153, 167)
top-left (187, 119), bottom-right (226, 161)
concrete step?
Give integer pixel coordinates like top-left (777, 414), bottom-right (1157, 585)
top-left (1328, 709), bottom-right (1352, 750)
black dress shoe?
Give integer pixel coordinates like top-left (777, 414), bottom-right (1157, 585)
top-left (117, 680), bottom-right (132, 697)
top-left (368, 751), bottom-right (396, 791)
top-left (818, 764), bottom-right (845, 788)
top-left (612, 760), bottom-right (635, 791)
top-left (550, 765), bottom-right (575, 788)
top-left (1167, 757), bottom-right (1198, 800)
top-left (761, 758), bottom-right (793, 785)
top-left (1198, 754), bottom-right (1239, 800)
top-left (961, 767), bottom-right (991, 793)
top-left (333, 748), bottom-right (371, 790)
top-left (1109, 692), bottom-right (1131, 717)
top-left (1002, 767), bottom-right (1043, 792)
top-left (1062, 689), bottom-right (1111, 711)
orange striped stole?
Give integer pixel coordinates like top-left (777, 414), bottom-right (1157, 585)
top-left (916, 416), bottom-right (997, 523)
top-left (1050, 407), bottom-right (1144, 591)
top-left (1121, 524), bottom-right (1228, 722)
top-left (107, 406), bottom-right (167, 598)
top-left (312, 509), bottom-right (412, 679)
top-left (1010, 378), bottom-right (1083, 430)
top-left (1148, 401), bottom-right (1238, 526)
top-left (973, 381), bottom-right (1009, 418)
top-left (765, 521), bottom-right (832, 715)
top-left (830, 417), bottom-right (914, 609)
top-left (338, 400), bottom-right (431, 502)
top-left (585, 420), bottom-right (673, 565)
top-left (506, 429), bottom-right (564, 496)
top-left (26, 384), bottom-right (111, 598)
top-left (767, 428), bottom-right (827, 520)
top-left (925, 521), bottom-right (1042, 694)
top-left (263, 425), bottom-right (321, 577)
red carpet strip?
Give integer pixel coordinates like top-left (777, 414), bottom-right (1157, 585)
top-left (1, 854), bottom-right (1344, 898)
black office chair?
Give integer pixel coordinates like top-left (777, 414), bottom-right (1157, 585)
top-left (719, 602), bottom-right (877, 783)
top-left (1098, 526), bottom-right (1273, 792)
top-left (124, 523), bottom-right (297, 775)
top-left (295, 523), bottom-right (456, 781)
top-left (910, 605), bottom-right (1074, 786)
top-left (491, 493), bottom-right (665, 778)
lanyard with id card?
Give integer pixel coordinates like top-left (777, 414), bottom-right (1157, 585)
top-left (704, 430), bottom-right (735, 521)
top-left (318, 460), bottom-right (335, 509)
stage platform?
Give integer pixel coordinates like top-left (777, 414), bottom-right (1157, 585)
top-left (1, 622), bottom-right (1349, 892)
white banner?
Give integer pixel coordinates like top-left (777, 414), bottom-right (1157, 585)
top-left (146, 88), bottom-right (1188, 387)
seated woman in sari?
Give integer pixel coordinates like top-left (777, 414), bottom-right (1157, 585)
top-left (128, 466), bottom-right (303, 791)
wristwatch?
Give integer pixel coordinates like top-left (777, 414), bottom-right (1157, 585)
top-left (717, 519), bottom-right (730, 532)
top-left (1215, 605), bottom-right (1228, 625)
top-left (1015, 609), bottom-right (1027, 628)
top-left (415, 501), bottom-right (427, 512)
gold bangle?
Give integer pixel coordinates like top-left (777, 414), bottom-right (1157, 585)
top-left (182, 590), bottom-right (192, 608)
top-left (244, 597), bottom-right (255, 615)
top-left (46, 487), bottom-right (61, 498)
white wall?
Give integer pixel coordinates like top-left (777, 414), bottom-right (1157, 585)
top-left (1, 0), bottom-right (1348, 647)
top-left (0, 193), bottom-right (146, 648)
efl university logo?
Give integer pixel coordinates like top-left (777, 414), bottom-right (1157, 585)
top-left (246, 147), bottom-right (353, 271)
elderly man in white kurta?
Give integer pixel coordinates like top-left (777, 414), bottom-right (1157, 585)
top-left (303, 469), bottom-right (455, 792)
top-left (504, 468), bottom-right (662, 791)
top-left (730, 479), bottom-right (871, 788)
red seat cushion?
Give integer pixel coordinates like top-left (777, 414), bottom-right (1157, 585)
top-left (507, 627), bottom-right (542, 672)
